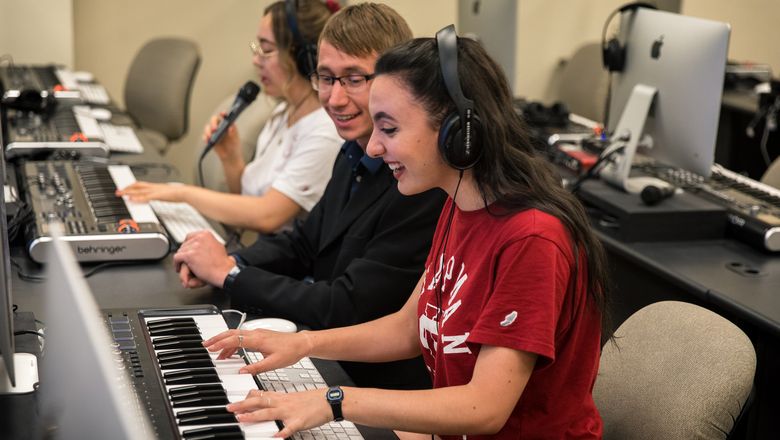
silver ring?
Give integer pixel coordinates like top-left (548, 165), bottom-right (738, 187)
top-left (238, 333), bottom-right (244, 348)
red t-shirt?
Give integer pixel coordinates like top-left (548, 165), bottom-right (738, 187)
top-left (417, 199), bottom-right (602, 439)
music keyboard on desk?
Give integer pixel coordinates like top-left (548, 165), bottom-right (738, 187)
top-left (648, 164), bottom-right (780, 252)
top-left (104, 305), bottom-right (366, 440)
top-left (21, 160), bottom-right (170, 262)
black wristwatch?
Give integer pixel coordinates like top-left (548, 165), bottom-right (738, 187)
top-left (222, 264), bottom-right (242, 290)
top-left (326, 386), bottom-right (344, 421)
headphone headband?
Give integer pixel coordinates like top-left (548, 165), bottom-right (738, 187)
top-left (285, 0), bottom-right (318, 77)
top-left (435, 24), bottom-right (482, 170)
top-left (436, 25), bottom-right (474, 122)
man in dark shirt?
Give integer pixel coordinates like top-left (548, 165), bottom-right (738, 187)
top-left (173, 3), bottom-right (445, 390)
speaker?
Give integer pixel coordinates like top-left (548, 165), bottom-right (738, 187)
top-left (285, 0), bottom-right (318, 78)
top-left (435, 24), bottom-right (483, 170)
top-left (601, 2), bottom-right (658, 72)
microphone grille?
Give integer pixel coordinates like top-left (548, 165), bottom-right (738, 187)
top-left (239, 81), bottom-right (261, 102)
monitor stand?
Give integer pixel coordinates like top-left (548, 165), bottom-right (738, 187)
top-left (600, 83), bottom-right (670, 194)
top-left (0, 353), bottom-right (39, 394)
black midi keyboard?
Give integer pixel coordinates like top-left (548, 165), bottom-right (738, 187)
top-left (104, 305), bottom-right (366, 440)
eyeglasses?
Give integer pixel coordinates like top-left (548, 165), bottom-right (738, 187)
top-left (249, 40), bottom-right (277, 58)
top-left (309, 73), bottom-right (376, 93)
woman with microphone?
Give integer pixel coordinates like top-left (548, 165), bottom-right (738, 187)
top-left (118, 0), bottom-right (341, 233)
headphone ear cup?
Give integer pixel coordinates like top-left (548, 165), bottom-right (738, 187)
top-left (295, 43), bottom-right (318, 78)
top-left (438, 112), bottom-right (482, 170)
top-left (603, 38), bottom-right (626, 72)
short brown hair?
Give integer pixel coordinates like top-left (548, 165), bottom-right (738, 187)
top-left (319, 2), bottom-right (412, 58)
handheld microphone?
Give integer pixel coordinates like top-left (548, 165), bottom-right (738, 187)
top-left (197, 81), bottom-right (260, 186)
top-left (204, 81), bottom-right (261, 152)
top-left (640, 184), bottom-right (677, 206)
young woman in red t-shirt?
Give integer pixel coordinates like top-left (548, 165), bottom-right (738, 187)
top-left (203, 24), bottom-right (611, 440)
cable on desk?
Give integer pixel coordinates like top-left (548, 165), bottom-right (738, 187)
top-left (11, 258), bottom-right (46, 282)
top-left (568, 145), bottom-right (625, 194)
top-left (14, 330), bottom-right (45, 339)
top-left (11, 258), bottom-right (147, 282)
top-left (6, 201), bottom-right (34, 242)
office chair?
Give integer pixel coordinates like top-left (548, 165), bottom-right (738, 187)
top-left (196, 91), bottom-right (278, 192)
top-left (124, 37), bottom-right (201, 154)
top-left (593, 301), bottom-right (756, 440)
top-left (554, 42), bottom-right (608, 123)
top-left (761, 156), bottom-right (780, 189)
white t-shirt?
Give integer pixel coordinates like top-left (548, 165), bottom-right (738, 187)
top-left (241, 102), bottom-right (342, 213)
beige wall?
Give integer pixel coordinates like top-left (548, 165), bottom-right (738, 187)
top-left (4, 1), bottom-right (780, 181)
top-left (0, 0), bottom-right (74, 66)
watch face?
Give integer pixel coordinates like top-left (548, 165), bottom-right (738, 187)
top-left (327, 387), bottom-right (343, 401)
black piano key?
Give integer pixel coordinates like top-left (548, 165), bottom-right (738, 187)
top-left (182, 425), bottom-right (244, 440)
top-left (170, 388), bottom-right (226, 402)
top-left (157, 351), bottom-right (212, 363)
top-left (164, 373), bottom-right (221, 386)
top-left (164, 367), bottom-right (217, 379)
top-left (149, 325), bottom-right (201, 337)
top-left (159, 359), bottom-right (215, 370)
top-left (153, 338), bottom-right (204, 350)
top-left (157, 347), bottom-right (210, 358)
top-left (148, 320), bottom-right (200, 330)
top-left (178, 412), bottom-right (238, 426)
top-left (147, 317), bottom-right (197, 328)
top-left (173, 395), bottom-right (230, 408)
top-left (169, 384), bottom-right (225, 397)
top-left (176, 407), bottom-right (232, 418)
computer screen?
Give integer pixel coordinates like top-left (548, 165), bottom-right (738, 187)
top-left (37, 229), bottom-right (151, 439)
top-left (602, 8), bottom-right (730, 192)
top-left (0, 126), bottom-right (16, 388)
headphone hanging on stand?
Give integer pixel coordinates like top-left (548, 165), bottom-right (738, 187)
top-left (435, 24), bottom-right (483, 170)
top-left (285, 0), bottom-right (319, 77)
top-left (601, 2), bottom-right (658, 72)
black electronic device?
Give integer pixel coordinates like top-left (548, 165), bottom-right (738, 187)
top-left (285, 0), bottom-right (319, 77)
top-left (601, 2), bottom-right (658, 72)
top-left (435, 24), bottom-right (483, 170)
top-left (20, 160), bottom-right (169, 262)
top-left (640, 184), bottom-right (676, 206)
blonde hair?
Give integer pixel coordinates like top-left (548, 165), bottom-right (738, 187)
top-left (319, 2), bottom-right (412, 58)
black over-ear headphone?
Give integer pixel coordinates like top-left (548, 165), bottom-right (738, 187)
top-left (601, 2), bottom-right (658, 72)
top-left (436, 24), bottom-right (483, 170)
top-left (285, 0), bottom-right (318, 77)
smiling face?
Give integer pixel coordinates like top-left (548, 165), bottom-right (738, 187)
top-left (366, 75), bottom-right (452, 195)
top-left (252, 14), bottom-right (289, 98)
top-left (315, 40), bottom-right (377, 147)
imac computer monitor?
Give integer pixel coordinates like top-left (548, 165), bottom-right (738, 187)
top-left (38, 229), bottom-right (151, 439)
top-left (602, 8), bottom-right (730, 192)
top-left (0, 128), bottom-right (16, 389)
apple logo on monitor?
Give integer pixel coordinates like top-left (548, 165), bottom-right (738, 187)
top-left (651, 35), bottom-right (664, 59)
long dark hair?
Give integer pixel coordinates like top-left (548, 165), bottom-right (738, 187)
top-left (375, 37), bottom-right (611, 334)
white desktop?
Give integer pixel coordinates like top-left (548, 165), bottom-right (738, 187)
top-left (600, 8), bottom-right (731, 193)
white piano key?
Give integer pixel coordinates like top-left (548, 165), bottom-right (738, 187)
top-left (72, 105), bottom-right (105, 139)
top-left (108, 165), bottom-right (160, 223)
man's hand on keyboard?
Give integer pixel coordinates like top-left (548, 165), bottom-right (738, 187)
top-left (226, 388), bottom-right (334, 439)
top-left (116, 180), bottom-right (185, 203)
top-left (173, 231), bottom-right (233, 288)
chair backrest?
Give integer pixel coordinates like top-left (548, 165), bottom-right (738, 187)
top-left (593, 301), bottom-right (756, 440)
top-left (196, 92), bottom-right (278, 192)
top-left (124, 37), bottom-right (201, 144)
top-left (555, 42), bottom-right (608, 123)
top-left (760, 155), bottom-right (780, 189)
